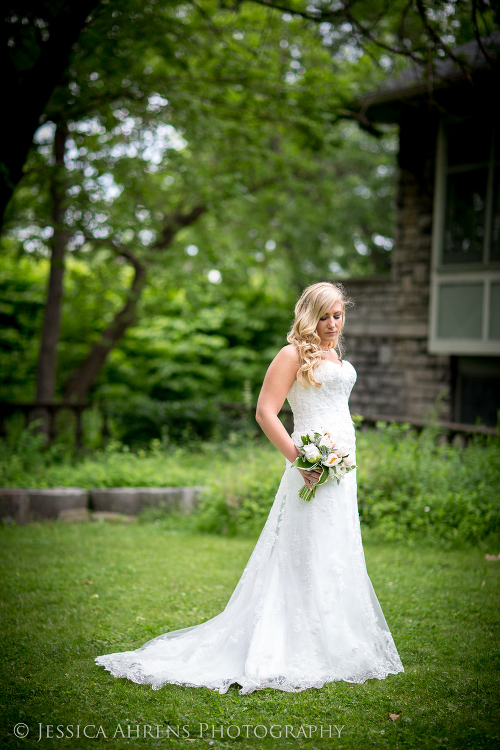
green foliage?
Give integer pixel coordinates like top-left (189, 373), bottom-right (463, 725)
top-left (1, 0), bottom-right (399, 412)
top-left (194, 467), bottom-right (283, 537)
top-left (356, 424), bottom-right (500, 545)
top-left (3, 0), bottom-right (497, 436)
top-left (194, 428), bottom-right (500, 545)
top-left (1, 114), bottom-right (397, 417)
top-left (0, 253), bottom-right (47, 401)
top-left (0, 427), bottom-right (284, 493)
top-left (2, 426), bottom-right (499, 546)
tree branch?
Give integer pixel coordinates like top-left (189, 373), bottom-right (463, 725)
top-left (63, 247), bottom-right (147, 401)
top-left (414, 0), bottom-right (473, 85)
top-left (35, 122), bottom-right (69, 403)
top-left (155, 204), bottom-right (206, 250)
top-left (471, 0), bottom-right (493, 66)
top-left (0, 0), bottom-right (101, 225)
top-left (63, 202), bottom-right (207, 399)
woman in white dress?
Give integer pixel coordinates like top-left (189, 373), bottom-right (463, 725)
top-left (95, 281), bottom-right (404, 694)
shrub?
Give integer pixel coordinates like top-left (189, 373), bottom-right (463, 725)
top-left (194, 425), bottom-right (500, 545)
top-left (0, 424), bottom-right (498, 545)
top-left (356, 423), bottom-right (500, 544)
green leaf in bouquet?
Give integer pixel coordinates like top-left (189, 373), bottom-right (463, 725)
top-left (312, 466), bottom-right (329, 486)
top-left (291, 457), bottom-right (321, 471)
top-left (329, 467), bottom-right (341, 484)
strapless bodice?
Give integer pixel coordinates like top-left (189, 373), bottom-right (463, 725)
top-left (286, 359), bottom-right (357, 453)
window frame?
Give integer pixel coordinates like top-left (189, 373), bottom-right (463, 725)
top-left (428, 119), bottom-right (500, 356)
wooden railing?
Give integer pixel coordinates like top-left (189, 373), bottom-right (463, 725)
top-left (0, 402), bottom-right (109, 448)
top-left (0, 401), bottom-right (497, 447)
top-left (351, 412), bottom-right (498, 437)
top-left (219, 403), bottom-right (499, 440)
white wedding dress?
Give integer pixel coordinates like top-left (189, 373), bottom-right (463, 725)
top-left (95, 359), bottom-right (404, 694)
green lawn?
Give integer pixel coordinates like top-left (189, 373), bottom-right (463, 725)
top-left (0, 521), bottom-right (499, 750)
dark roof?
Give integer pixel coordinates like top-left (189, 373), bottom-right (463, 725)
top-left (358, 31), bottom-right (500, 123)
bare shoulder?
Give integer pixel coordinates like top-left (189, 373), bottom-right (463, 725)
top-left (258, 344), bottom-right (300, 407)
top-left (270, 344), bottom-right (300, 373)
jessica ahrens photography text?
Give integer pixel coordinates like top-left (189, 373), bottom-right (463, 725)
top-left (26, 722), bottom-right (346, 741)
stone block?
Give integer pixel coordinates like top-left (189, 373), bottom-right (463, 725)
top-left (58, 508), bottom-right (90, 522)
top-left (378, 345), bottom-right (393, 366)
top-left (28, 488), bottom-right (88, 520)
top-left (137, 486), bottom-right (207, 514)
top-left (179, 486), bottom-right (208, 514)
top-left (412, 369), bottom-right (443, 383)
top-left (90, 488), bottom-right (142, 514)
top-left (0, 489), bottom-right (29, 525)
top-left (91, 511), bottom-right (137, 523)
top-left (138, 487), bottom-right (184, 511)
top-left (90, 486), bottom-right (208, 515)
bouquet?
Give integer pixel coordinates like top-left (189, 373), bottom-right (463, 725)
top-left (291, 429), bottom-right (356, 501)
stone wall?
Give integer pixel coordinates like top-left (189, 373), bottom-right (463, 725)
top-left (342, 111), bottom-right (452, 421)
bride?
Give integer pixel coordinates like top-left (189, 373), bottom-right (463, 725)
top-left (95, 281), bottom-right (404, 694)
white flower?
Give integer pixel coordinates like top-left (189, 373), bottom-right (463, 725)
top-left (343, 457), bottom-right (354, 467)
top-left (336, 465), bottom-right (347, 477)
top-left (303, 443), bottom-right (321, 462)
top-left (323, 452), bottom-right (341, 467)
top-left (305, 430), bottom-right (317, 443)
top-left (319, 433), bottom-right (336, 450)
top-left (294, 437), bottom-right (304, 449)
top-left (335, 445), bottom-right (348, 458)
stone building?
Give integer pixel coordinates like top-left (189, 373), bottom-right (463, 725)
top-left (343, 34), bottom-right (500, 427)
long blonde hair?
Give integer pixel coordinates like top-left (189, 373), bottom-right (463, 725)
top-left (287, 281), bottom-right (352, 388)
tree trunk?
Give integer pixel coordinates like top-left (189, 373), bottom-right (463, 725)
top-left (0, 0), bottom-right (100, 227)
top-left (35, 123), bottom-right (69, 403)
top-left (63, 250), bottom-right (147, 401)
top-left (63, 205), bottom-right (206, 401)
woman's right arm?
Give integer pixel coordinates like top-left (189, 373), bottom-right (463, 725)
top-left (255, 345), bottom-right (320, 490)
top-left (255, 345), bottom-right (299, 462)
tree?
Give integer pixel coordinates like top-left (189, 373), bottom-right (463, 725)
top-left (35, 121), bottom-right (68, 401)
top-left (241, 0), bottom-right (499, 108)
top-left (3, 0), bottom-right (497, 230)
top-left (5, 0), bottom-right (496, 423)
top-left (5, 113), bottom-right (397, 412)
top-left (1, 1), bottom-right (100, 224)
top-left (8, 0), bottom-right (387, 404)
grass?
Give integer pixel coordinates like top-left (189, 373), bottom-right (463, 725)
top-left (0, 520), bottom-right (499, 750)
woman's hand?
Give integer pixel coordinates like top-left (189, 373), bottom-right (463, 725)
top-left (298, 466), bottom-right (322, 490)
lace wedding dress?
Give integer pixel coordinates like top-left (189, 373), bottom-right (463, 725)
top-left (95, 359), bottom-right (404, 694)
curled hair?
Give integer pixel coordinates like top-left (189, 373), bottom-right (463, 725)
top-left (287, 281), bottom-right (353, 388)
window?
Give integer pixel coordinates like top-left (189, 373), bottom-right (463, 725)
top-left (429, 115), bottom-right (500, 355)
top-left (452, 356), bottom-right (500, 427)
top-left (443, 118), bottom-right (498, 265)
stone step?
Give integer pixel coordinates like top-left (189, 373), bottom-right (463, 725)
top-left (0, 486), bottom-right (208, 522)
top-left (27, 488), bottom-right (89, 521)
top-left (91, 511), bottom-right (137, 523)
top-left (0, 488), bottom-right (30, 525)
top-left (58, 507), bottom-right (91, 523)
top-left (90, 486), bottom-right (208, 515)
